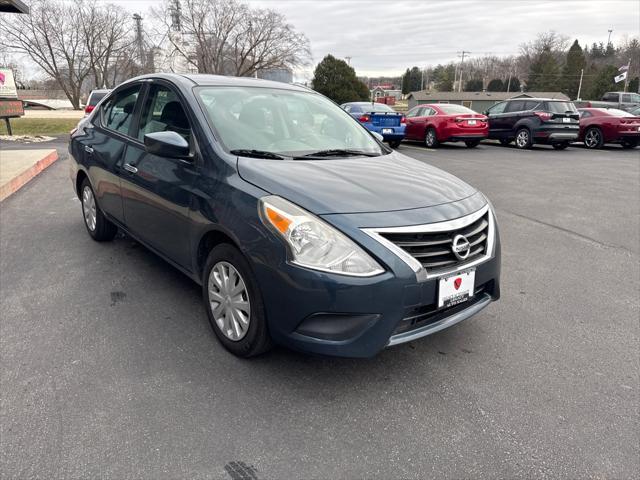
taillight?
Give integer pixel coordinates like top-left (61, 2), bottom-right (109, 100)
top-left (359, 114), bottom-right (370, 123)
top-left (400, 116), bottom-right (406, 124)
top-left (85, 105), bottom-right (95, 114)
top-left (454, 117), bottom-right (463, 123)
top-left (535, 111), bottom-right (552, 121)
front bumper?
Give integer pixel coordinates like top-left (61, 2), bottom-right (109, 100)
top-left (252, 205), bottom-right (501, 358)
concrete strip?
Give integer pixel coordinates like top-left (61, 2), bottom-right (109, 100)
top-left (0, 149), bottom-right (59, 201)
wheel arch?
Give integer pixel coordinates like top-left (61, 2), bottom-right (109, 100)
top-left (195, 228), bottom-right (243, 279)
top-left (75, 169), bottom-right (89, 198)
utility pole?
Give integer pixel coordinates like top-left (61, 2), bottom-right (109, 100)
top-left (457, 50), bottom-right (470, 92)
top-left (345, 56), bottom-right (352, 66)
top-left (576, 69), bottom-right (584, 100)
top-left (623, 58), bottom-right (631, 92)
top-left (133, 14), bottom-right (145, 68)
top-left (607, 29), bottom-right (613, 46)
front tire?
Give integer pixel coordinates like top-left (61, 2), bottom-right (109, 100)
top-left (552, 142), bottom-right (569, 150)
top-left (583, 127), bottom-right (603, 149)
top-left (80, 178), bottom-right (117, 242)
top-left (425, 127), bottom-right (439, 148)
top-left (203, 243), bottom-right (272, 358)
top-left (465, 140), bottom-right (480, 148)
top-left (515, 128), bottom-right (533, 149)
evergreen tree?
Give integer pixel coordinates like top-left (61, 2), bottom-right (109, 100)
top-left (585, 65), bottom-right (618, 99)
top-left (311, 55), bottom-right (371, 104)
top-left (561, 40), bottom-right (586, 99)
top-left (487, 78), bottom-right (504, 91)
top-left (401, 68), bottom-right (411, 94)
top-left (409, 66), bottom-right (422, 92)
top-left (464, 78), bottom-right (483, 91)
top-left (527, 46), bottom-right (560, 91)
top-left (629, 77), bottom-right (639, 94)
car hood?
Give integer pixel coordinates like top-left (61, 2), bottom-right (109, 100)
top-left (237, 150), bottom-right (477, 215)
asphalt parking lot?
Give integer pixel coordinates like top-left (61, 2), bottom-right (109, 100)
top-left (1, 139), bottom-right (638, 479)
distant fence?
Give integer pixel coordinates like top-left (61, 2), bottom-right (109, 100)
top-left (17, 89), bottom-right (67, 100)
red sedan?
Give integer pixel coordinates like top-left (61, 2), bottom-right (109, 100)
top-left (578, 108), bottom-right (640, 149)
top-left (404, 103), bottom-right (489, 148)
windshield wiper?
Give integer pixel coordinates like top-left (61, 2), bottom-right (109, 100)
top-left (230, 149), bottom-right (289, 160)
top-left (296, 149), bottom-right (380, 159)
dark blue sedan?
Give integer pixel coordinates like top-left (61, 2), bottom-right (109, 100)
top-left (341, 101), bottom-right (406, 147)
top-left (69, 74), bottom-right (500, 358)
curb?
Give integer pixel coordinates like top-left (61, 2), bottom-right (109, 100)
top-left (0, 150), bottom-right (59, 202)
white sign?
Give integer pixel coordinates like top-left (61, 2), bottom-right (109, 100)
top-left (614, 71), bottom-right (628, 84)
top-left (0, 68), bottom-right (18, 98)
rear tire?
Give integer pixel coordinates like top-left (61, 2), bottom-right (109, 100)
top-left (552, 142), bottom-right (569, 150)
top-left (499, 138), bottom-right (512, 146)
top-left (388, 140), bottom-right (402, 148)
top-left (80, 178), bottom-right (117, 242)
top-left (583, 127), bottom-right (603, 149)
top-left (203, 243), bottom-right (272, 358)
top-left (425, 127), bottom-right (439, 148)
top-left (465, 140), bottom-right (480, 148)
top-left (515, 128), bottom-right (533, 149)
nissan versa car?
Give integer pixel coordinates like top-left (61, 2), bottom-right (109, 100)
top-left (485, 98), bottom-right (579, 149)
top-left (69, 74), bottom-right (501, 358)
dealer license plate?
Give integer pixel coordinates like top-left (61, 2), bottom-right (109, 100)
top-left (438, 270), bottom-right (475, 308)
top-left (562, 117), bottom-right (571, 123)
top-left (468, 120), bottom-right (477, 125)
top-left (382, 128), bottom-right (393, 134)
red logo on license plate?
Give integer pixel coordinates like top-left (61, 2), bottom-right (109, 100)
top-left (454, 278), bottom-right (462, 290)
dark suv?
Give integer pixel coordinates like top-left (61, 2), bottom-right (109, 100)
top-left (68, 73), bottom-right (501, 358)
top-left (485, 98), bottom-right (579, 149)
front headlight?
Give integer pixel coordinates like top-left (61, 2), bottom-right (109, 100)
top-left (259, 195), bottom-right (384, 277)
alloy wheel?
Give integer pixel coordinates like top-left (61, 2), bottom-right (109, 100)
top-left (584, 129), bottom-right (600, 148)
top-left (516, 130), bottom-right (529, 148)
top-left (426, 130), bottom-right (435, 147)
top-left (82, 186), bottom-right (97, 231)
top-left (208, 261), bottom-right (251, 341)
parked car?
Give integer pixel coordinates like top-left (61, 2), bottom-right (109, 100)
top-left (69, 74), bottom-right (501, 358)
top-left (578, 108), bottom-right (640, 149)
top-left (404, 103), bottom-right (488, 148)
top-left (575, 91), bottom-right (640, 112)
top-left (83, 89), bottom-right (111, 116)
top-left (341, 102), bottom-right (405, 147)
top-left (629, 105), bottom-right (640, 116)
top-left (484, 98), bottom-right (579, 149)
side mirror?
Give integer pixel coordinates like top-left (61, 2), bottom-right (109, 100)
top-left (144, 131), bottom-right (190, 159)
top-left (371, 131), bottom-right (384, 142)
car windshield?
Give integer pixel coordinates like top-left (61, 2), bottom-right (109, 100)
top-left (196, 86), bottom-right (385, 157)
top-left (546, 101), bottom-right (578, 113)
top-left (437, 104), bottom-right (475, 114)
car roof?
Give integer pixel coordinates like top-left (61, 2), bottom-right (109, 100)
top-left (505, 98), bottom-right (565, 102)
top-left (89, 89), bottom-right (111, 94)
top-left (125, 72), bottom-right (311, 93)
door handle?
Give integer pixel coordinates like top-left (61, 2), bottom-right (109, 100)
top-left (84, 145), bottom-right (94, 154)
top-left (123, 163), bottom-right (138, 174)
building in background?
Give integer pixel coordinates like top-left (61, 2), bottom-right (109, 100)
top-left (406, 91), bottom-right (570, 112)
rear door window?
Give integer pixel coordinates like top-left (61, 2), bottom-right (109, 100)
top-left (505, 100), bottom-right (525, 113)
top-left (101, 86), bottom-right (141, 136)
top-left (523, 100), bottom-right (539, 111)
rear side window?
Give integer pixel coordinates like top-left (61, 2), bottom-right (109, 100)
top-left (579, 110), bottom-right (592, 118)
top-left (361, 103), bottom-right (395, 113)
top-left (523, 100), bottom-right (539, 111)
top-left (505, 100), bottom-right (525, 113)
top-left (544, 102), bottom-right (578, 113)
top-left (101, 86), bottom-right (141, 136)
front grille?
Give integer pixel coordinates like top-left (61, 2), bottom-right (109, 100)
top-left (378, 211), bottom-right (490, 273)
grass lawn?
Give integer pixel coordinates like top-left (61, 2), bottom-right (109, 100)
top-left (0, 118), bottom-right (79, 136)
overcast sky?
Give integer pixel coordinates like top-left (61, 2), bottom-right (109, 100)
top-left (99, 0), bottom-right (639, 79)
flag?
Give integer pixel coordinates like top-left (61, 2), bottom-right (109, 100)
top-left (618, 64), bottom-right (629, 72)
top-left (614, 71), bottom-right (627, 83)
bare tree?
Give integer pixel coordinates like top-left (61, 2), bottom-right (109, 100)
top-left (0, 0), bottom-right (92, 109)
top-left (78, 1), bottom-right (137, 89)
top-left (151, 0), bottom-right (310, 77)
